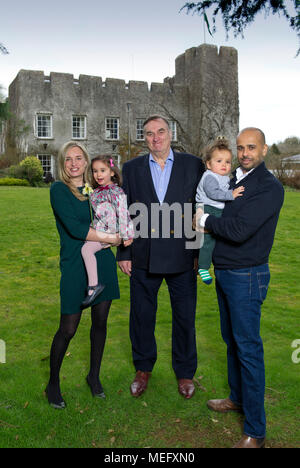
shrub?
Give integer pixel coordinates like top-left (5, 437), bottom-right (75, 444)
top-left (7, 163), bottom-right (26, 180)
top-left (19, 156), bottom-right (43, 185)
top-left (0, 177), bottom-right (30, 186)
top-left (44, 172), bottom-right (54, 184)
top-left (284, 172), bottom-right (300, 190)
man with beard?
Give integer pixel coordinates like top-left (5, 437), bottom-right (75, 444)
top-left (197, 127), bottom-right (284, 448)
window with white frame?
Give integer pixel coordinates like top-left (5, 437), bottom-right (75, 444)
top-left (136, 119), bottom-right (144, 140)
top-left (37, 154), bottom-right (54, 178)
top-left (36, 114), bottom-right (52, 138)
top-left (72, 115), bottom-right (86, 139)
top-left (169, 121), bottom-right (177, 141)
top-left (105, 118), bottom-right (119, 140)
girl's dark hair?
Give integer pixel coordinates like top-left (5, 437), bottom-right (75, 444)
top-left (204, 136), bottom-right (232, 165)
top-left (90, 155), bottom-right (122, 188)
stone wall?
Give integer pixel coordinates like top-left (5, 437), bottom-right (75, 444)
top-left (7, 43), bottom-right (239, 177)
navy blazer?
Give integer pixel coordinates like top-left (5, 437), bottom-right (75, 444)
top-left (116, 151), bottom-right (205, 274)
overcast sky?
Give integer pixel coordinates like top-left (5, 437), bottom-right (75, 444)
top-left (1, 0), bottom-right (299, 144)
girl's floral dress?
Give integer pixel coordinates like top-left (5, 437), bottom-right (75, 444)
top-left (90, 183), bottom-right (134, 240)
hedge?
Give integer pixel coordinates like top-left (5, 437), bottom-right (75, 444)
top-left (0, 177), bottom-right (31, 186)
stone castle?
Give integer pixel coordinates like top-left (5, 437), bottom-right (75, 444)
top-left (7, 44), bottom-right (239, 178)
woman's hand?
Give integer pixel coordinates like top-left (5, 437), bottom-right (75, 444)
top-left (86, 228), bottom-right (121, 246)
top-left (99, 233), bottom-right (122, 247)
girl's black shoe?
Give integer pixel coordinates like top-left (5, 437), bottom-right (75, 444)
top-left (81, 283), bottom-right (106, 308)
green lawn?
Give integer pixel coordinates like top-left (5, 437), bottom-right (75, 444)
top-left (0, 187), bottom-right (299, 448)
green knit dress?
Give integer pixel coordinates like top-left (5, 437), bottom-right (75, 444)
top-left (50, 181), bottom-right (120, 315)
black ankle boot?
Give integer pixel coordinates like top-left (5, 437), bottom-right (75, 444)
top-left (86, 375), bottom-right (106, 399)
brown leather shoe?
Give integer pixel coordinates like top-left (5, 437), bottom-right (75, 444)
top-left (207, 398), bottom-right (243, 413)
top-left (233, 435), bottom-right (265, 448)
top-left (130, 371), bottom-right (151, 397)
top-left (178, 379), bottom-right (195, 399)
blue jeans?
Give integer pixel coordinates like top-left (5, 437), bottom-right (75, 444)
top-left (215, 264), bottom-right (270, 439)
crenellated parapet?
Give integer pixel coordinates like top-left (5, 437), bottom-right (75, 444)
top-left (7, 43), bottom-right (239, 169)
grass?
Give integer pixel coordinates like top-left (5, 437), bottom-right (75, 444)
top-left (0, 186), bottom-right (299, 448)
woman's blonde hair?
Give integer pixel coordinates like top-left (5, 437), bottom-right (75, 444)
top-left (57, 141), bottom-right (91, 201)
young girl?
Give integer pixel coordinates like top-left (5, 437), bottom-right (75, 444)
top-left (195, 137), bottom-right (244, 284)
top-left (81, 155), bottom-right (134, 307)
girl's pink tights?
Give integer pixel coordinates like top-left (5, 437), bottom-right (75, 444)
top-left (81, 241), bottom-right (103, 287)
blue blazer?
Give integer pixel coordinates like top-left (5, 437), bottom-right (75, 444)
top-left (116, 151), bottom-right (205, 274)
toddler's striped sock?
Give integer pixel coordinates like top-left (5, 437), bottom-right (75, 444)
top-left (198, 269), bottom-right (213, 285)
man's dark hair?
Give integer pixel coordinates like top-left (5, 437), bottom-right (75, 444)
top-left (143, 115), bottom-right (170, 129)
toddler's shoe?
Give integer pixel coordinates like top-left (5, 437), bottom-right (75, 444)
top-left (198, 269), bottom-right (213, 285)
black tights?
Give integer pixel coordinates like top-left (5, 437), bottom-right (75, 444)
top-left (47, 301), bottom-right (111, 404)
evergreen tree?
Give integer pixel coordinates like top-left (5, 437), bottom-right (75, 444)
top-left (0, 43), bottom-right (9, 54)
top-left (181, 1), bottom-right (300, 56)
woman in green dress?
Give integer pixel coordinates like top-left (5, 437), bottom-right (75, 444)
top-left (46, 141), bottom-right (120, 409)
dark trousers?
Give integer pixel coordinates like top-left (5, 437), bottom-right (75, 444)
top-left (129, 267), bottom-right (197, 379)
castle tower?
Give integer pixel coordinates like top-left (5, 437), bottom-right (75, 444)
top-left (173, 44), bottom-right (239, 154)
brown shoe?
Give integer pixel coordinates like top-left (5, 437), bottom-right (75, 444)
top-left (130, 371), bottom-right (151, 397)
top-left (178, 379), bottom-right (195, 399)
top-left (207, 398), bottom-right (243, 413)
top-left (233, 435), bottom-right (265, 448)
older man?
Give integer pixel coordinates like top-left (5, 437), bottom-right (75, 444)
top-left (198, 128), bottom-right (284, 448)
top-left (117, 115), bottom-right (205, 399)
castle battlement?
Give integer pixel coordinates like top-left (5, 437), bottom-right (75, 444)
top-left (7, 44), bottom-right (239, 172)
top-left (11, 69), bottom-right (184, 96)
top-left (11, 44), bottom-right (237, 97)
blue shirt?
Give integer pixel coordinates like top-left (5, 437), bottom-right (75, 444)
top-left (149, 149), bottom-right (174, 204)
